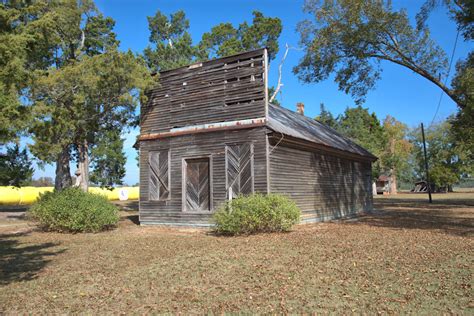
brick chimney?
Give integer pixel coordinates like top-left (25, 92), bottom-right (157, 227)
top-left (296, 102), bottom-right (305, 115)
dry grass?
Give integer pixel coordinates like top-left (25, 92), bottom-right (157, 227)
top-left (0, 194), bottom-right (473, 314)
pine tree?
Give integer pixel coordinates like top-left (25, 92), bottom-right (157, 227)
top-left (143, 9), bottom-right (283, 74)
top-left (0, 144), bottom-right (34, 187)
top-left (90, 128), bottom-right (127, 189)
top-left (315, 103), bottom-right (338, 129)
top-left (337, 105), bottom-right (385, 179)
top-left (198, 11), bottom-right (282, 61)
top-left (143, 10), bottom-right (197, 72)
top-left (1, 0), bottom-right (154, 190)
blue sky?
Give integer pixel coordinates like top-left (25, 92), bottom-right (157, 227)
top-left (33, 0), bottom-right (472, 185)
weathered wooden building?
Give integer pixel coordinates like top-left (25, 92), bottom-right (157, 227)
top-left (138, 48), bottom-right (376, 226)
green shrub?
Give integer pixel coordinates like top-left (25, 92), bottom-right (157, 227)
top-left (213, 194), bottom-right (301, 235)
top-left (29, 187), bottom-right (119, 233)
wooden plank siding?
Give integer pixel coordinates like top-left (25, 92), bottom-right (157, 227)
top-left (268, 136), bottom-right (373, 223)
top-left (139, 48), bottom-right (375, 226)
top-left (139, 127), bottom-right (268, 226)
top-left (140, 49), bottom-right (266, 135)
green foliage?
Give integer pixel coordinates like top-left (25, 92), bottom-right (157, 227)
top-left (338, 105), bottom-right (385, 157)
top-left (315, 103), bottom-right (338, 129)
top-left (90, 129), bottom-right (126, 189)
top-left (83, 14), bottom-right (119, 56)
top-left (416, 2), bottom-right (473, 160)
top-left (409, 120), bottom-right (471, 189)
top-left (267, 86), bottom-right (281, 105)
top-left (294, 0), bottom-right (459, 106)
top-left (199, 11), bottom-right (282, 61)
top-left (379, 116), bottom-right (413, 189)
top-left (452, 0), bottom-right (474, 40)
top-left (199, 22), bottom-right (240, 59)
top-left (416, 0), bottom-right (473, 41)
top-left (30, 48), bottom-right (151, 165)
top-left (144, 10), bottom-right (282, 73)
top-left (1, 0), bottom-right (155, 190)
top-left (452, 52), bottom-right (474, 110)
top-left (144, 10), bottom-right (196, 72)
top-left (29, 187), bottom-right (119, 233)
top-left (337, 106), bottom-right (385, 179)
top-left (451, 51), bottom-right (474, 159)
top-left (0, 85), bottom-right (28, 143)
top-left (0, 144), bottom-right (34, 187)
top-left (213, 194), bottom-right (301, 235)
top-left (0, 1), bottom-right (47, 142)
top-left (314, 105), bottom-right (414, 187)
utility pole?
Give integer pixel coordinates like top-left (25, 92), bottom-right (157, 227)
top-left (421, 123), bottom-right (432, 203)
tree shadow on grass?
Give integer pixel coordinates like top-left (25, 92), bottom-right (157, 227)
top-left (0, 232), bottom-right (66, 285)
top-left (126, 215), bottom-right (140, 225)
top-left (375, 197), bottom-right (474, 208)
top-left (113, 200), bottom-right (138, 212)
top-left (0, 205), bottom-right (29, 213)
top-left (353, 199), bottom-right (474, 237)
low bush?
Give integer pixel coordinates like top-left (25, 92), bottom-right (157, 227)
top-left (213, 193), bottom-right (301, 235)
top-left (29, 187), bottom-right (119, 233)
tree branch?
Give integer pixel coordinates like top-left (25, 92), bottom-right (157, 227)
top-left (78, 29), bottom-right (85, 52)
top-left (368, 53), bottom-right (462, 106)
top-left (269, 43), bottom-right (289, 103)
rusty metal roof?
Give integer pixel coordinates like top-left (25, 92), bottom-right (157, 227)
top-left (267, 103), bottom-right (377, 160)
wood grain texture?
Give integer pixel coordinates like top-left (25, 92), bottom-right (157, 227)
top-left (141, 49), bottom-right (266, 136)
top-left (268, 138), bottom-right (373, 223)
top-left (148, 150), bottom-right (169, 201)
top-left (184, 158), bottom-right (210, 212)
top-left (139, 48), bottom-right (374, 226)
top-left (139, 127), bottom-right (269, 225)
top-left (226, 143), bottom-right (254, 199)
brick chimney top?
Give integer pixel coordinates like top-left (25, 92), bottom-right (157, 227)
top-left (296, 102), bottom-right (304, 115)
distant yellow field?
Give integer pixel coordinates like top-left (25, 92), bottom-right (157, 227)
top-left (0, 186), bottom-right (139, 205)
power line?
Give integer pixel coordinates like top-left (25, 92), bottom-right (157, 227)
top-left (429, 29), bottom-right (460, 126)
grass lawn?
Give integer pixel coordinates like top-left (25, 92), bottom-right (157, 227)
top-left (1, 193), bottom-right (473, 314)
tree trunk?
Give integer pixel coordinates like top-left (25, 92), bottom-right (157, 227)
top-left (55, 147), bottom-right (72, 191)
top-left (77, 139), bottom-right (89, 192)
top-left (372, 54), bottom-right (465, 108)
top-left (390, 168), bottom-right (398, 195)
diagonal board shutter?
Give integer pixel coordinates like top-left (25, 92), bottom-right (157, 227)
top-left (149, 150), bottom-right (169, 200)
top-left (226, 143), bottom-right (254, 199)
top-left (185, 158), bottom-right (210, 212)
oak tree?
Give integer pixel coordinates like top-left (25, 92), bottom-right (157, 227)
top-left (294, 0), bottom-right (463, 107)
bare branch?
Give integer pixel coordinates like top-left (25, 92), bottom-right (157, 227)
top-left (269, 44), bottom-right (303, 103)
top-left (269, 44), bottom-right (295, 103)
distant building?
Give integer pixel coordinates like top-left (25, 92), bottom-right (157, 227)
top-left (376, 175), bottom-right (392, 195)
